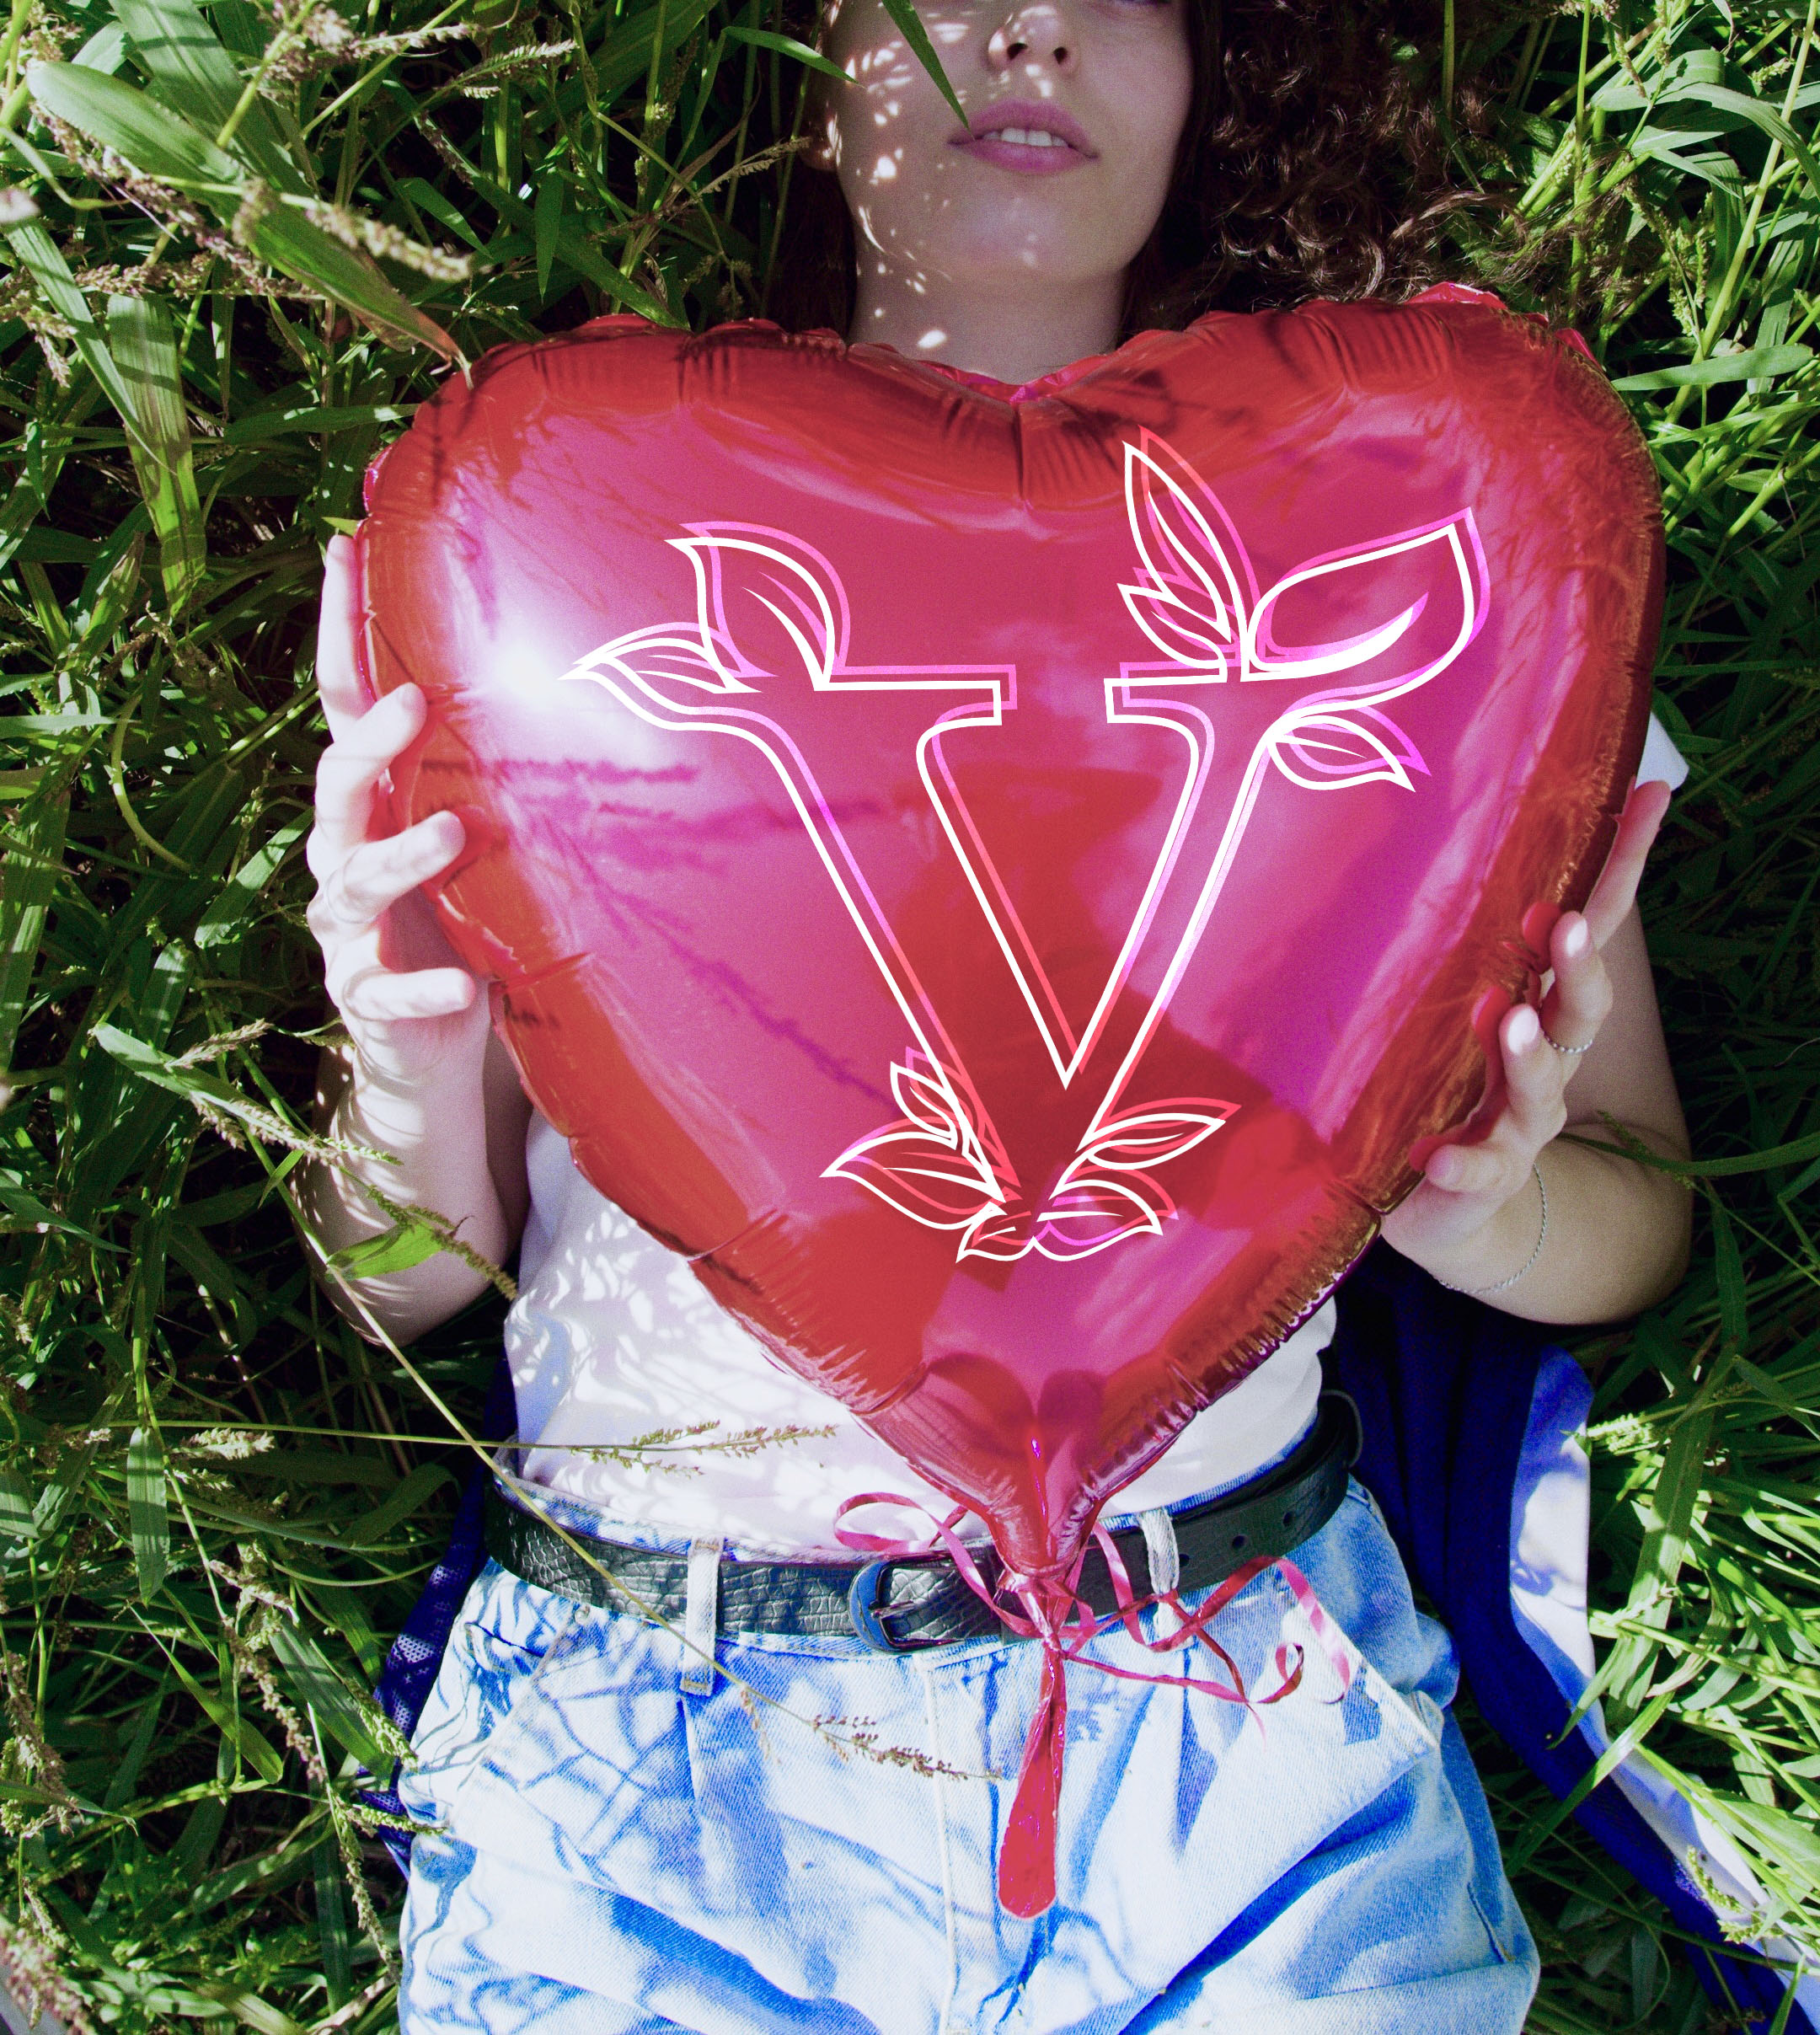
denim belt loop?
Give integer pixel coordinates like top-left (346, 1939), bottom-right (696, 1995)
top-left (680, 1537), bottom-right (724, 1695)
top-left (1139, 1508), bottom-right (1181, 1598)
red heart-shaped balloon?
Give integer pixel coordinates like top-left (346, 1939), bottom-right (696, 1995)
top-left (358, 289), bottom-right (1658, 1588)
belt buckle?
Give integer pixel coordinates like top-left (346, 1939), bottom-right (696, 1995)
top-left (848, 1557), bottom-right (945, 1653)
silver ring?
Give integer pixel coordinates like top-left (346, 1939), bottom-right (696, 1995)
top-left (1543, 1031), bottom-right (1594, 1057)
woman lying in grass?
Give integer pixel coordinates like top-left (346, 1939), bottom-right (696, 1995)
top-left (302, 3), bottom-right (1692, 2027)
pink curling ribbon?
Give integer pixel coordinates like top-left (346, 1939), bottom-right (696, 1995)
top-left (833, 1492), bottom-right (1351, 1915)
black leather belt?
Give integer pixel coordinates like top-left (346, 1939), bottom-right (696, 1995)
top-left (483, 1391), bottom-right (1360, 1654)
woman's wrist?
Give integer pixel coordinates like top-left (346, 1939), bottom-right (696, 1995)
top-left (310, 1035), bottom-right (499, 1230)
top-left (1433, 1163), bottom-right (1548, 1296)
top-left (302, 1033), bottom-right (511, 1334)
top-left (1389, 1151), bottom-right (1552, 1295)
top-left (343, 1051), bottom-right (476, 1130)
top-left (329, 1010), bottom-right (493, 1143)
top-left (1384, 1128), bottom-right (1691, 1325)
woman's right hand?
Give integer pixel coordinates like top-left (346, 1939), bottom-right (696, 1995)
top-left (306, 534), bottom-right (490, 1089)
top-left (301, 536), bottom-right (530, 1338)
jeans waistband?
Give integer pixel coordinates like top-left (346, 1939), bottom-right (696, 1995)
top-left (483, 1395), bottom-right (1362, 1654)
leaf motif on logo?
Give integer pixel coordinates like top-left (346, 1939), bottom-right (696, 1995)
top-left (1118, 436), bottom-right (1250, 676)
top-left (827, 1057), bottom-right (1009, 1232)
top-left (575, 624), bottom-right (749, 699)
top-left (671, 524), bottom-right (848, 689)
top-left (1035, 1176), bottom-right (1168, 1258)
top-left (1059, 1102), bottom-right (1234, 1175)
top-left (1245, 511), bottom-right (1485, 688)
top-left (1116, 587), bottom-right (1234, 673)
top-left (1266, 705), bottom-right (1428, 793)
top-left (829, 1128), bottom-right (1006, 1228)
top-left (1022, 1099), bottom-right (1235, 1261)
top-left (890, 1056), bottom-right (969, 1138)
top-left (958, 1204), bottom-right (1038, 1262)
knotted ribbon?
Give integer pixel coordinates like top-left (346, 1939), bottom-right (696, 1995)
top-left (834, 1491), bottom-right (1354, 1915)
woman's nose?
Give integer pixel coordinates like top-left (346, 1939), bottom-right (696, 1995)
top-left (987, 3), bottom-right (1075, 73)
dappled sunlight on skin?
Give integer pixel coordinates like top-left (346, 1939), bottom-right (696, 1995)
top-left (811, 0), bottom-right (1192, 384)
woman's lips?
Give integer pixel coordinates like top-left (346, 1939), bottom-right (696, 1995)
top-left (950, 102), bottom-right (1096, 174)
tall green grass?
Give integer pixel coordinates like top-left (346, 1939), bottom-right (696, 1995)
top-left (0, 0), bottom-right (1815, 2027)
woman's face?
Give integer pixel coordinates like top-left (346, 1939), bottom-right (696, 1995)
top-left (817, 0), bottom-right (1195, 311)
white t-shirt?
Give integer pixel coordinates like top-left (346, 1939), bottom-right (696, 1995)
top-left (511, 1111), bottom-right (1331, 1556)
top-left (510, 716), bottom-right (1691, 1556)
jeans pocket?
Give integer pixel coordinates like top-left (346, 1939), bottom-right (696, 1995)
top-left (399, 1563), bottom-right (579, 1827)
top-left (435, 1595), bottom-right (706, 1881)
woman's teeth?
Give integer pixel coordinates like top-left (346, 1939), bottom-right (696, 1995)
top-left (990, 128), bottom-right (1068, 147)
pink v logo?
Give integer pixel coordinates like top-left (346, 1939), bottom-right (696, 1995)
top-left (559, 436), bottom-right (1489, 1262)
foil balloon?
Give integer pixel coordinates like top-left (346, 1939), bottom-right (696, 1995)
top-left (356, 287), bottom-right (1662, 1913)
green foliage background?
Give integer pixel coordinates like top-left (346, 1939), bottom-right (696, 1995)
top-left (0, 0), bottom-right (1817, 2027)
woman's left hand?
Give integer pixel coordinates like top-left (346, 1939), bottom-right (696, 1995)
top-left (1380, 779), bottom-right (1673, 1282)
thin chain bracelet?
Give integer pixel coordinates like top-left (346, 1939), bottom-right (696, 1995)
top-left (1440, 1162), bottom-right (1548, 1297)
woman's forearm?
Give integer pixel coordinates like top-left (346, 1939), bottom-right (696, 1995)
top-left (1398, 1121), bottom-right (1692, 1325)
top-left (297, 1040), bottom-right (510, 1342)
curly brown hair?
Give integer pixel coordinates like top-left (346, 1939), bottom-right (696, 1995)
top-left (768, 0), bottom-right (1487, 336)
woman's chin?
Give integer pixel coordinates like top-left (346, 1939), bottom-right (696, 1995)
top-left (875, 233), bottom-right (1125, 304)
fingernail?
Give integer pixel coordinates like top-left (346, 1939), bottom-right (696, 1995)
top-left (1562, 918), bottom-right (1590, 960)
top-left (1429, 1147), bottom-right (1459, 1187)
top-left (1508, 1005), bottom-right (1541, 1052)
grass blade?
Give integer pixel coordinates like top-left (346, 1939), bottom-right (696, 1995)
top-left (126, 1426), bottom-right (169, 1600)
top-left (0, 786), bottom-right (67, 1074)
top-left (108, 0), bottom-right (304, 190)
top-left (108, 294), bottom-right (206, 607)
top-left (875, 0), bottom-right (965, 125)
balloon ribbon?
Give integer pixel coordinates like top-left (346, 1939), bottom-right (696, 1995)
top-left (834, 1495), bottom-right (1353, 1917)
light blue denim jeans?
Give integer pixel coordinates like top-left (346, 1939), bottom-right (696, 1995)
top-left (398, 1479), bottom-right (1537, 2033)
